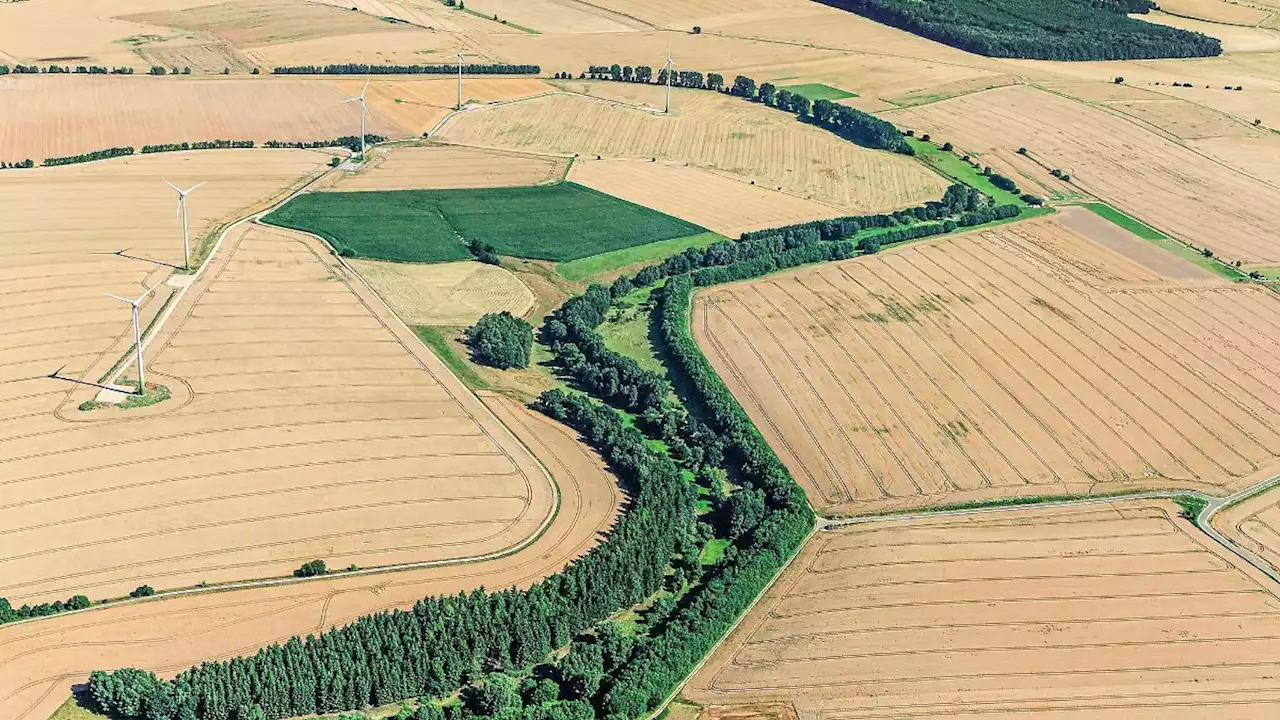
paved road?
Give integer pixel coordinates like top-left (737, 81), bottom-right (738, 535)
top-left (822, 475), bottom-right (1280, 583)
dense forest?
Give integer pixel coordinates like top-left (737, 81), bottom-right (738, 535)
top-left (814, 0), bottom-right (1221, 59)
top-left (85, 182), bottom-right (1020, 720)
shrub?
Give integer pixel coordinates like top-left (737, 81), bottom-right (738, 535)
top-left (1114, 76), bottom-right (1125, 84)
top-left (692, 25), bottom-right (702, 33)
top-left (293, 559), bottom-right (328, 578)
top-left (941, 141), bottom-right (954, 151)
top-left (467, 312), bottom-right (533, 369)
top-left (1020, 193), bottom-right (1044, 206)
top-left (1017, 146), bottom-right (1028, 154)
top-left (921, 133), bottom-right (931, 142)
top-left (130, 585), bottom-right (155, 598)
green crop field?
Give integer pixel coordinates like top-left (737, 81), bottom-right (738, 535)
top-left (779, 82), bottom-right (858, 101)
top-left (263, 183), bottom-right (706, 263)
top-left (557, 231), bottom-right (723, 282)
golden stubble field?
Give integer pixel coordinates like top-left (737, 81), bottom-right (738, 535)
top-left (695, 209), bottom-right (1280, 515)
top-left (0, 75), bottom-right (550, 162)
top-left (332, 145), bottom-right (569, 192)
top-left (348, 258), bottom-right (536, 326)
top-left (884, 85), bottom-right (1280, 265)
top-left (685, 500), bottom-right (1280, 718)
top-left (437, 84), bottom-right (948, 214)
top-left (569, 158), bottom-right (841, 238)
top-left (0, 389), bottom-right (621, 720)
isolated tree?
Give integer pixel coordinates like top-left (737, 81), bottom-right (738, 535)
top-left (941, 141), bottom-right (954, 151)
top-left (130, 585), bottom-right (155, 598)
top-left (466, 311), bottom-right (533, 369)
top-left (294, 559), bottom-right (327, 577)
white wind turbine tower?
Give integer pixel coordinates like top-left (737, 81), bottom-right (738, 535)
top-left (455, 51), bottom-right (466, 110)
top-left (107, 285), bottom-right (156, 395)
top-left (343, 79), bottom-right (371, 159)
top-left (662, 48), bottom-right (675, 114)
top-left (163, 178), bottom-right (205, 271)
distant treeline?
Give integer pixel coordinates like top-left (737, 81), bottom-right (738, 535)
top-left (813, 0), bottom-right (1221, 59)
top-left (142, 140), bottom-right (255, 153)
top-left (44, 147), bottom-right (135, 166)
top-left (1, 159), bottom-right (35, 169)
top-left (1, 64), bottom-right (135, 75)
top-left (263, 134), bottom-right (386, 152)
top-left (1, 594), bottom-right (91, 625)
top-left (271, 63), bottom-right (540, 75)
top-left (582, 64), bottom-right (911, 155)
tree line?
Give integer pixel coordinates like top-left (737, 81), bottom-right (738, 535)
top-left (1, 64), bottom-right (133, 75)
top-left (582, 65), bottom-right (911, 155)
top-left (85, 179), bottom-right (1021, 720)
top-left (271, 64), bottom-right (540, 75)
top-left (142, 140), bottom-right (255, 153)
top-left (1, 594), bottom-right (91, 625)
top-left (43, 147), bottom-right (135, 166)
top-left (264, 135), bottom-right (386, 153)
top-left (813, 0), bottom-right (1221, 59)
top-left (1, 159), bottom-right (35, 169)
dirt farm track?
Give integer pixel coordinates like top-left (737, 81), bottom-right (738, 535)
top-left (695, 209), bottom-right (1280, 515)
top-left (685, 500), bottom-right (1280, 718)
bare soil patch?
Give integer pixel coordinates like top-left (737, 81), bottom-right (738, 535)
top-left (334, 145), bottom-right (569, 192)
top-left (437, 85), bottom-right (947, 214)
top-left (0, 390), bottom-right (622, 720)
top-left (686, 500), bottom-right (1280, 717)
top-left (347, 258), bottom-right (536, 325)
top-left (569, 159), bottom-right (842, 238)
top-left (885, 84), bottom-right (1280, 264)
top-left (694, 215), bottom-right (1280, 515)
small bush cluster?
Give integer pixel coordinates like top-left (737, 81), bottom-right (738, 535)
top-left (467, 311), bottom-right (533, 369)
top-left (293, 560), bottom-right (328, 578)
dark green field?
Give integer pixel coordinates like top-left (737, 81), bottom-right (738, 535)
top-left (262, 183), bottom-right (706, 263)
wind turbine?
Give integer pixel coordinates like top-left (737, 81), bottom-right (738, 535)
top-left (343, 80), bottom-right (371, 159)
top-left (107, 284), bottom-right (156, 395)
top-left (662, 47), bottom-right (675, 114)
top-left (163, 178), bottom-right (205, 271)
top-left (455, 51), bottom-right (466, 110)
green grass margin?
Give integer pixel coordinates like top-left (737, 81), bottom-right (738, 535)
top-left (699, 538), bottom-right (731, 566)
top-left (906, 137), bottom-right (1026, 206)
top-left (557, 231), bottom-right (724, 283)
top-left (413, 326), bottom-right (490, 390)
top-left (778, 82), bottom-right (857, 101)
top-left (1074, 202), bottom-right (1250, 282)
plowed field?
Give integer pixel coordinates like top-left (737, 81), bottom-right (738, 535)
top-left (436, 86), bottom-right (947, 213)
top-left (0, 390), bottom-right (621, 720)
top-left (885, 84), bottom-right (1280, 265)
top-left (686, 500), bottom-right (1280, 718)
top-left (694, 210), bottom-right (1280, 515)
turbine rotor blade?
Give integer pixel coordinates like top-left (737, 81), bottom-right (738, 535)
top-left (162, 178), bottom-right (181, 193)
top-left (105, 293), bottom-right (134, 305)
top-left (182, 181), bottom-right (206, 194)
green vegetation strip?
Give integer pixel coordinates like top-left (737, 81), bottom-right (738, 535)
top-left (413, 326), bottom-right (490, 390)
top-left (264, 183), bottom-right (706, 264)
top-left (78, 383), bottom-right (170, 412)
top-left (777, 82), bottom-right (857, 101)
top-left (558, 232), bottom-right (724, 283)
top-left (1075, 202), bottom-right (1249, 282)
top-left (907, 137), bottom-right (1025, 206)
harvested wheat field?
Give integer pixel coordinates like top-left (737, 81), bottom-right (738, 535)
top-left (334, 145), bottom-right (569, 191)
top-left (1213, 484), bottom-right (1280, 576)
top-left (452, 0), bottom-right (647, 33)
top-left (0, 215), bottom-right (564, 606)
top-left (0, 148), bottom-right (327, 398)
top-left (885, 85), bottom-right (1280, 264)
top-left (0, 390), bottom-right (622, 720)
top-left (348, 258), bottom-right (535, 325)
top-left (1141, 11), bottom-right (1280, 52)
top-left (569, 159), bottom-right (841, 238)
top-left (694, 210), bottom-right (1280, 515)
top-left (1106, 98), bottom-right (1262, 140)
top-left (436, 86), bottom-right (947, 213)
top-left (1156, 0), bottom-right (1272, 25)
top-left (119, 0), bottom-right (416, 50)
top-left (685, 500), bottom-right (1280, 718)
top-left (1190, 135), bottom-right (1280, 183)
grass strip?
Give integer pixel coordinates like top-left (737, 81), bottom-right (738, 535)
top-left (1075, 202), bottom-right (1249, 282)
top-left (413, 326), bottom-right (490, 390)
top-left (557, 231), bottom-right (724, 282)
top-left (906, 137), bottom-right (1026, 206)
top-left (778, 82), bottom-right (858, 101)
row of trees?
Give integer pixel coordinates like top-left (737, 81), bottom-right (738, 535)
top-left (0, 594), bottom-right (91, 625)
top-left (813, 0), bottom-right (1221, 60)
top-left (142, 140), bottom-right (255, 153)
top-left (0, 159), bottom-right (34, 169)
top-left (467, 312), bottom-right (533, 370)
top-left (585, 64), bottom-right (911, 154)
top-left (263, 135), bottom-right (386, 153)
top-left (270, 64), bottom-right (540, 75)
top-left (43, 146), bottom-right (135, 166)
top-left (0, 64), bottom-right (133, 75)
